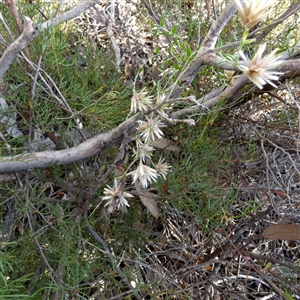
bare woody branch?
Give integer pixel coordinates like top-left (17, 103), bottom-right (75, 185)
top-left (170, 52), bottom-right (300, 119)
top-left (168, 0), bottom-right (300, 103)
top-left (0, 0), bottom-right (104, 80)
top-left (4, 0), bottom-right (23, 35)
top-left (4, 0), bottom-right (31, 60)
top-left (0, 117), bottom-right (136, 173)
top-left (170, 74), bottom-right (249, 119)
top-left (0, 16), bottom-right (36, 79)
top-left (39, 0), bottom-right (106, 30)
top-left (169, 0), bottom-right (237, 98)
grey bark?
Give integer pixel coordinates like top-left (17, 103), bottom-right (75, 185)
top-left (0, 117), bottom-right (136, 173)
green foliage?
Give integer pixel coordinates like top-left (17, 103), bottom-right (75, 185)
top-left (0, 251), bottom-right (31, 299)
top-left (1, 0), bottom-right (300, 298)
top-left (1, 20), bottom-right (131, 157)
top-left (160, 113), bottom-right (238, 234)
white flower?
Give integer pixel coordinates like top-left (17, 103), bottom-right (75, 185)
top-left (155, 157), bottom-right (171, 179)
top-left (135, 138), bottom-right (154, 161)
top-left (130, 88), bottom-right (153, 113)
top-left (239, 44), bottom-right (282, 89)
top-left (234, 0), bottom-right (275, 29)
top-left (103, 178), bottom-right (133, 212)
top-left (155, 93), bottom-right (169, 118)
top-left (137, 115), bottom-right (165, 142)
top-left (156, 93), bottom-right (166, 107)
top-left (128, 161), bottom-right (158, 188)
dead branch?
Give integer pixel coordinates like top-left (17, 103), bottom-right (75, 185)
top-left (253, 0), bottom-right (300, 44)
top-left (0, 16), bottom-right (37, 79)
top-left (185, 54), bottom-right (300, 73)
top-left (170, 74), bottom-right (248, 119)
top-left (106, 0), bottom-right (121, 70)
top-left (0, 117), bottom-right (136, 173)
top-left (169, 0), bottom-right (237, 98)
top-left (170, 56), bottom-right (300, 119)
top-left (4, 0), bottom-right (31, 60)
top-left (0, 0), bottom-right (104, 80)
top-left (4, 0), bottom-right (23, 35)
top-left (39, 0), bottom-right (106, 30)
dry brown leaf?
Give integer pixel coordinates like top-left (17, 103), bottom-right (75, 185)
top-left (152, 138), bottom-right (181, 153)
top-left (134, 182), bottom-right (159, 218)
top-left (261, 224), bottom-right (300, 241)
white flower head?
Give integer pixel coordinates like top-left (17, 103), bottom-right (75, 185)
top-left (128, 161), bottom-right (158, 188)
top-left (239, 44), bottom-right (283, 89)
top-left (234, 0), bottom-right (275, 29)
top-left (135, 138), bottom-right (154, 162)
top-left (155, 93), bottom-right (169, 118)
top-left (137, 115), bottom-right (166, 142)
top-left (155, 157), bottom-right (171, 180)
top-left (130, 88), bottom-right (153, 113)
top-left (156, 93), bottom-right (166, 106)
top-left (103, 178), bottom-right (133, 213)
